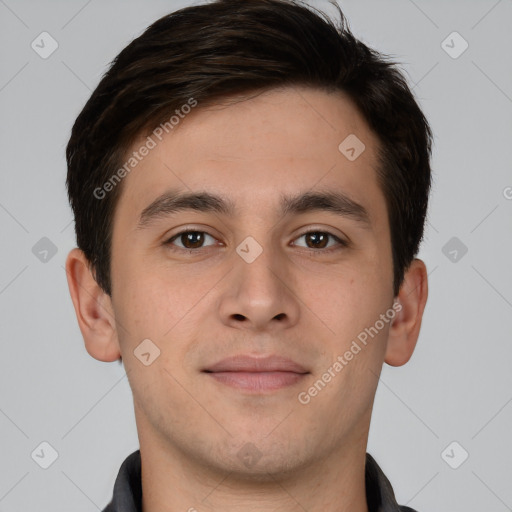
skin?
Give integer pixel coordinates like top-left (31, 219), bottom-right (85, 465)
top-left (66, 86), bottom-right (428, 512)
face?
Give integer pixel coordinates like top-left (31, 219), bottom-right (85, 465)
top-left (109, 86), bottom-right (395, 475)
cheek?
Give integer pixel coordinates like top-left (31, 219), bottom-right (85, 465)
top-left (113, 260), bottom-right (218, 351)
top-left (114, 274), bottom-right (198, 397)
top-left (300, 259), bottom-right (389, 333)
top-left (300, 267), bottom-right (393, 397)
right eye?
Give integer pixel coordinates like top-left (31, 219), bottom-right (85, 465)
top-left (164, 230), bottom-right (219, 252)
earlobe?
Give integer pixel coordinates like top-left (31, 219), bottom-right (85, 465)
top-left (65, 248), bottom-right (121, 362)
top-left (384, 258), bottom-right (428, 367)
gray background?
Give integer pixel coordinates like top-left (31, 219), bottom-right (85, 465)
top-left (1, 0), bottom-right (511, 510)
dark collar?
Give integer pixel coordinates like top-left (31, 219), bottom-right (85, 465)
top-left (102, 450), bottom-right (417, 512)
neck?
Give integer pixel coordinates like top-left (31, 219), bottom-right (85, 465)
top-left (138, 418), bottom-right (370, 512)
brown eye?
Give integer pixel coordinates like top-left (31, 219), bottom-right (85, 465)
top-left (166, 230), bottom-right (216, 250)
top-left (293, 230), bottom-right (347, 251)
top-left (304, 232), bottom-right (329, 249)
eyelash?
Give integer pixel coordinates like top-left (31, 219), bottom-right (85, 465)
top-left (163, 229), bottom-right (348, 254)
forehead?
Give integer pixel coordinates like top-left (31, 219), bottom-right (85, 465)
top-left (113, 86), bottom-right (384, 231)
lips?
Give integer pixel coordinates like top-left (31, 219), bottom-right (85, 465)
top-left (202, 355), bottom-right (309, 392)
top-left (203, 354), bottom-right (309, 374)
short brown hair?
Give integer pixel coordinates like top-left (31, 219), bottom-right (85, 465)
top-left (66, 0), bottom-right (432, 300)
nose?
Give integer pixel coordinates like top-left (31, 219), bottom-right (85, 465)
top-left (217, 240), bottom-right (300, 332)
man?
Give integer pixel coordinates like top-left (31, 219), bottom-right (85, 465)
top-left (65, 0), bottom-right (431, 510)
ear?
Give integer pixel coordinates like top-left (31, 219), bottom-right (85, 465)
top-left (65, 248), bottom-right (121, 362)
top-left (385, 258), bottom-right (428, 367)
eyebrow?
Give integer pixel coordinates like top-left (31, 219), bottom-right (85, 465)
top-left (136, 188), bottom-right (371, 230)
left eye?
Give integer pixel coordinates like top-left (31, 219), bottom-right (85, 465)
top-left (164, 230), bottom-right (346, 252)
top-left (292, 230), bottom-right (346, 250)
